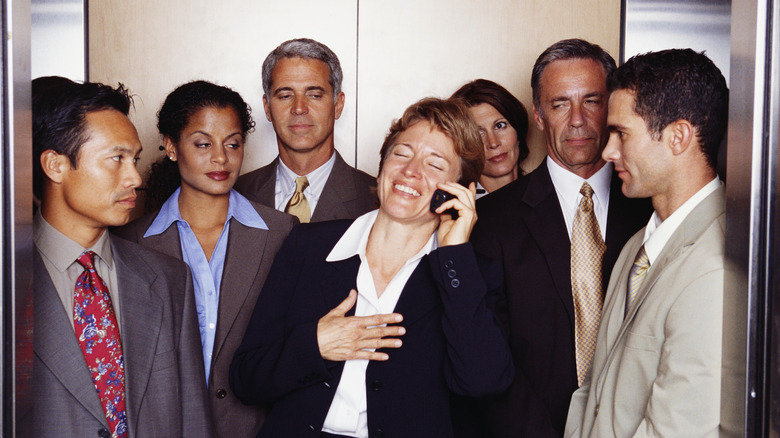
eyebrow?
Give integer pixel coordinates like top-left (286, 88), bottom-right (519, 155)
top-left (273, 85), bottom-right (326, 95)
top-left (608, 123), bottom-right (627, 132)
top-left (108, 145), bottom-right (141, 155)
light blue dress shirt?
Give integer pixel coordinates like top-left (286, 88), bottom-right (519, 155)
top-left (144, 188), bottom-right (268, 383)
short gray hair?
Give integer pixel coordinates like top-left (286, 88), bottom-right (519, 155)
top-left (261, 38), bottom-right (343, 98)
top-left (531, 38), bottom-right (616, 109)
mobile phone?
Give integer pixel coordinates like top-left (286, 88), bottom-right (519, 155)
top-left (430, 189), bottom-right (458, 220)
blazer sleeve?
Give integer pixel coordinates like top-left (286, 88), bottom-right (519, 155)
top-left (428, 243), bottom-right (515, 397)
top-left (229, 227), bottom-right (332, 404)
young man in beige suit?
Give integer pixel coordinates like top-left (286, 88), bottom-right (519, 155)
top-left (564, 48), bottom-right (728, 437)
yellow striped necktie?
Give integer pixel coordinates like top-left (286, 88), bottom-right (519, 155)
top-left (625, 245), bottom-right (650, 316)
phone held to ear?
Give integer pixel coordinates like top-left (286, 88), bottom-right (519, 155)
top-left (430, 189), bottom-right (458, 220)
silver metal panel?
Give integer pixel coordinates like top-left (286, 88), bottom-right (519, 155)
top-left (721, 0), bottom-right (777, 436)
top-left (623, 0), bottom-right (731, 83)
top-left (4, 0), bottom-right (33, 436)
top-left (31, 0), bottom-right (85, 81)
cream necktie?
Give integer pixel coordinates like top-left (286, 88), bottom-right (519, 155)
top-left (625, 245), bottom-right (650, 316)
top-left (571, 182), bottom-right (606, 386)
top-left (285, 176), bottom-right (311, 223)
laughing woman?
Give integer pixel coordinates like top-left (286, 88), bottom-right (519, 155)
top-left (115, 81), bottom-right (298, 437)
top-left (230, 97), bottom-right (513, 438)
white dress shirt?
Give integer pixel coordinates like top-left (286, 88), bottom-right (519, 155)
top-left (547, 157), bottom-right (612, 240)
top-left (321, 210), bottom-right (437, 437)
top-left (274, 152), bottom-right (336, 215)
top-left (642, 177), bottom-right (722, 264)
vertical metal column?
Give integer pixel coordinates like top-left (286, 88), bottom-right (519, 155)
top-left (2, 0), bottom-right (32, 436)
top-left (721, 0), bottom-right (779, 436)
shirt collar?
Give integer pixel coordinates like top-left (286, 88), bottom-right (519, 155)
top-left (34, 210), bottom-right (114, 271)
top-left (277, 151), bottom-right (336, 195)
top-left (326, 209), bottom-right (438, 262)
top-left (546, 157), bottom-right (612, 208)
top-left (144, 188), bottom-right (267, 238)
top-left (642, 177), bottom-right (722, 264)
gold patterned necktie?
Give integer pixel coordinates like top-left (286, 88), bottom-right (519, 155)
top-left (285, 176), bottom-right (311, 223)
top-left (571, 182), bottom-right (606, 386)
top-left (625, 245), bottom-right (650, 316)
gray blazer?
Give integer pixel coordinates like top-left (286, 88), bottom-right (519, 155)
top-left (23, 235), bottom-right (213, 438)
top-left (114, 200), bottom-right (297, 438)
top-left (234, 151), bottom-right (377, 222)
top-left (565, 186), bottom-right (725, 438)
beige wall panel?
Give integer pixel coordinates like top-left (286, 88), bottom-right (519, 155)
top-left (357, 0), bottom-right (620, 176)
top-left (89, 0), bottom-right (358, 180)
top-left (90, 0), bottom-right (619, 181)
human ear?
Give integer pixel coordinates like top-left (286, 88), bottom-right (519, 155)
top-left (533, 105), bottom-right (545, 132)
top-left (263, 95), bottom-right (272, 122)
top-left (334, 92), bottom-right (346, 120)
top-left (40, 150), bottom-right (67, 184)
top-left (668, 119), bottom-right (694, 156)
top-left (163, 136), bottom-right (177, 161)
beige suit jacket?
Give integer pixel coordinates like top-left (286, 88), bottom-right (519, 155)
top-left (565, 186), bottom-right (725, 438)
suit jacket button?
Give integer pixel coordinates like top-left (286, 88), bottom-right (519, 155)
top-left (444, 260), bottom-right (454, 268)
top-left (451, 279), bottom-right (460, 288)
top-left (98, 428), bottom-right (110, 438)
top-left (595, 403), bottom-right (600, 417)
top-left (370, 380), bottom-right (382, 391)
top-left (447, 269), bottom-right (457, 278)
top-left (216, 388), bottom-right (227, 399)
top-left (372, 429), bottom-right (385, 438)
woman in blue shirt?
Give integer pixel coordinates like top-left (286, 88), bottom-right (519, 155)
top-left (115, 80), bottom-right (297, 437)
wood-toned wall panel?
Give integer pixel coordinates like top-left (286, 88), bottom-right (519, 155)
top-left (89, 0), bottom-right (358, 179)
top-left (89, 0), bottom-right (619, 181)
top-left (357, 0), bottom-right (620, 175)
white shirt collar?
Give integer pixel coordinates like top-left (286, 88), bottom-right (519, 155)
top-left (546, 157), bottom-right (612, 239)
top-left (326, 209), bottom-right (439, 263)
top-left (642, 177), bottom-right (722, 264)
top-left (275, 151), bottom-right (337, 212)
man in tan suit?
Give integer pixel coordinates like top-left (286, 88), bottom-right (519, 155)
top-left (564, 49), bottom-right (728, 437)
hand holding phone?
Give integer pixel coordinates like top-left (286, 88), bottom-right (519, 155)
top-left (430, 189), bottom-right (458, 220)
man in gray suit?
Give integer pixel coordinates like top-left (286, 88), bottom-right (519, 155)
top-left (564, 49), bottom-right (728, 437)
top-left (235, 38), bottom-right (377, 222)
top-left (25, 77), bottom-right (213, 437)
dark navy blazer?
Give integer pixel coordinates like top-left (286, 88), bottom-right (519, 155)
top-left (230, 219), bottom-right (514, 438)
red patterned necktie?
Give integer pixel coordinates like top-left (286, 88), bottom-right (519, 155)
top-left (74, 251), bottom-right (127, 438)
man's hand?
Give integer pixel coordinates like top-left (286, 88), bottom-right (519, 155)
top-left (317, 289), bottom-right (405, 361)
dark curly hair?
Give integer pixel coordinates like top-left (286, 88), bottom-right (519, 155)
top-left (452, 79), bottom-right (530, 173)
top-left (145, 80), bottom-right (255, 212)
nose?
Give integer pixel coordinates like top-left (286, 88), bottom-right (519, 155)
top-left (403, 157), bottom-right (422, 178)
top-left (211, 145), bottom-right (227, 164)
top-left (126, 162), bottom-right (142, 189)
top-left (602, 134), bottom-right (620, 163)
top-left (291, 95), bottom-right (308, 115)
top-left (485, 131), bottom-right (500, 150)
top-left (569, 103), bottom-right (585, 128)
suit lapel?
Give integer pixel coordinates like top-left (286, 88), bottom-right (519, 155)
top-left (521, 165), bottom-right (575, 320)
top-left (319, 254), bottom-right (361, 315)
top-left (141, 221), bottom-right (183, 259)
top-left (312, 152), bottom-right (359, 222)
top-left (211, 219), bottom-right (269, 369)
top-left (256, 160), bottom-right (277, 207)
top-left (33, 251), bottom-right (107, 426)
top-left (391, 255), bottom-right (439, 325)
top-left (111, 237), bottom-right (164, 436)
top-left (608, 187), bottom-right (726, 356)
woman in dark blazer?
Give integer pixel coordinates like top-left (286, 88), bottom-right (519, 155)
top-left (115, 81), bottom-right (297, 438)
top-left (230, 97), bottom-right (514, 438)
